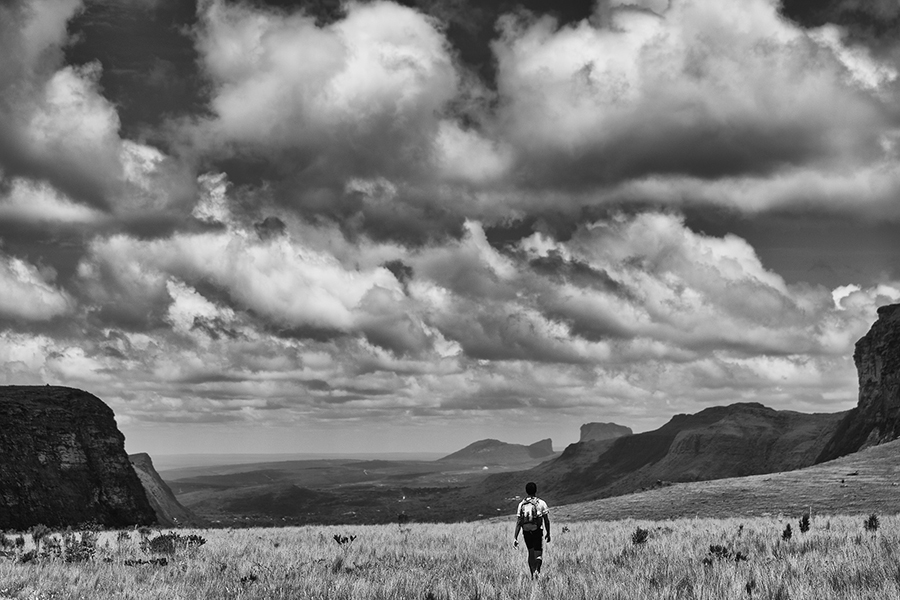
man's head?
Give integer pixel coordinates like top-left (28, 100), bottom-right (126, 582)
top-left (525, 481), bottom-right (537, 496)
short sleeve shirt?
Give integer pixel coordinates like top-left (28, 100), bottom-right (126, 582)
top-left (516, 496), bottom-right (549, 521)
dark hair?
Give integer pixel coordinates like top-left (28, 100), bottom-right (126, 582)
top-left (525, 482), bottom-right (537, 496)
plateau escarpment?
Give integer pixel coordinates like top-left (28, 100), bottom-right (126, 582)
top-left (819, 303), bottom-right (900, 462)
top-left (579, 422), bottom-right (632, 442)
top-left (477, 402), bottom-right (845, 507)
top-left (130, 453), bottom-right (203, 528)
top-left (0, 386), bottom-right (156, 529)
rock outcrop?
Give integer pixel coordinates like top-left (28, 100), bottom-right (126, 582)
top-left (818, 304), bottom-right (900, 462)
top-left (526, 438), bottom-right (554, 458)
top-left (129, 453), bottom-right (204, 528)
top-left (579, 422), bottom-right (632, 442)
top-left (0, 386), bottom-right (156, 529)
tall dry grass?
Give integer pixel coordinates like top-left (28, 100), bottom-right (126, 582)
top-left (1, 515), bottom-right (899, 599)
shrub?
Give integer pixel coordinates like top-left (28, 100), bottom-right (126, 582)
top-left (63, 530), bottom-right (98, 563)
top-left (864, 514), bottom-right (879, 533)
top-left (141, 532), bottom-right (206, 555)
top-left (40, 536), bottom-right (62, 560)
top-left (631, 527), bottom-right (650, 545)
top-left (799, 514), bottom-right (810, 533)
top-left (703, 545), bottom-right (748, 565)
top-left (782, 524), bottom-right (792, 541)
top-left (29, 524), bottom-right (50, 550)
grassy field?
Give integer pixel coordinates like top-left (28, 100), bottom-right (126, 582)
top-left (2, 514), bottom-right (900, 599)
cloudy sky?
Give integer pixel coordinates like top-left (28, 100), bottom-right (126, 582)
top-left (2, 0), bottom-right (900, 456)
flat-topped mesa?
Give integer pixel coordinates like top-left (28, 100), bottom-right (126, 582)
top-left (579, 422), bottom-right (632, 443)
top-left (527, 438), bottom-right (554, 458)
top-left (0, 386), bottom-right (156, 529)
top-left (439, 438), bottom-right (556, 465)
top-left (818, 303), bottom-right (900, 462)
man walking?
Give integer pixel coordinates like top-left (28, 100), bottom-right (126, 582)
top-left (513, 481), bottom-right (550, 579)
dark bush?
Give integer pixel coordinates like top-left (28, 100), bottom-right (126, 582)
top-left (799, 514), bottom-right (810, 533)
top-left (141, 532), bottom-right (206, 555)
top-left (782, 524), bottom-right (792, 541)
top-left (703, 545), bottom-right (749, 565)
top-left (864, 514), bottom-right (879, 533)
top-left (40, 536), bottom-right (62, 560)
top-left (124, 557), bottom-right (168, 567)
top-left (63, 530), bottom-right (98, 563)
top-left (632, 527), bottom-right (650, 545)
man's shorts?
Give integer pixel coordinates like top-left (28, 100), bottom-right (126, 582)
top-left (523, 529), bottom-right (543, 551)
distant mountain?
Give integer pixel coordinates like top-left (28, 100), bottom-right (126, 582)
top-left (476, 402), bottom-right (846, 506)
top-left (129, 453), bottom-right (204, 528)
top-left (580, 422), bottom-right (632, 442)
top-left (818, 303), bottom-right (900, 462)
top-left (438, 438), bottom-right (556, 466)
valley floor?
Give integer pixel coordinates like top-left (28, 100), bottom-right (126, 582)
top-left (3, 515), bottom-right (900, 599)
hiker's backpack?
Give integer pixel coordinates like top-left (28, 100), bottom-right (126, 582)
top-left (519, 498), bottom-right (542, 532)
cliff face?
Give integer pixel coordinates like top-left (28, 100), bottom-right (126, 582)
top-left (129, 453), bottom-right (204, 528)
top-left (527, 438), bottom-right (554, 458)
top-left (579, 422), bottom-right (632, 442)
top-left (818, 304), bottom-right (900, 462)
top-left (0, 386), bottom-right (156, 529)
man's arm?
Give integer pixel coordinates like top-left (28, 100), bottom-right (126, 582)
top-left (543, 514), bottom-right (551, 541)
top-left (514, 518), bottom-right (522, 546)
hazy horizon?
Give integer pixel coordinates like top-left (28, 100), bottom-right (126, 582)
top-left (2, 0), bottom-right (900, 455)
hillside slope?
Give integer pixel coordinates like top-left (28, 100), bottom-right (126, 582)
top-left (476, 403), bottom-right (845, 506)
top-left (551, 438), bottom-right (900, 521)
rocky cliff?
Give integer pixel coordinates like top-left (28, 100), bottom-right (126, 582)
top-left (818, 303), bottom-right (900, 462)
top-left (0, 386), bottom-right (156, 529)
top-left (129, 453), bottom-right (204, 527)
top-left (580, 422), bottom-right (632, 442)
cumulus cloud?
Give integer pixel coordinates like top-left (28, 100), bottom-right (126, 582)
top-left (4, 0), bottom-right (900, 449)
top-left (0, 0), bottom-right (192, 227)
top-left (2, 205), bottom-right (893, 435)
top-left (491, 0), bottom-right (892, 192)
top-left (0, 178), bottom-right (105, 225)
top-left (0, 252), bottom-right (73, 321)
top-left (191, 0), bottom-right (458, 179)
